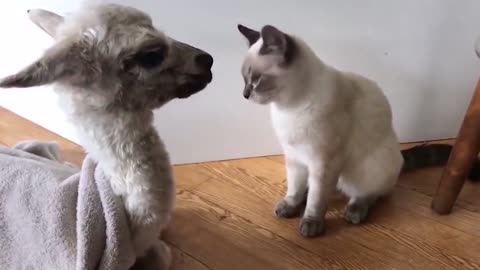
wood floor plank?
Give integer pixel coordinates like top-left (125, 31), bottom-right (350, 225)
top-left (170, 245), bottom-right (212, 270)
top-left (172, 164), bottom-right (214, 191)
top-left (392, 185), bottom-right (480, 237)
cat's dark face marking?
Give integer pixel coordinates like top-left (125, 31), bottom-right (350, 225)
top-left (242, 65), bottom-right (277, 101)
top-left (238, 24), bottom-right (297, 104)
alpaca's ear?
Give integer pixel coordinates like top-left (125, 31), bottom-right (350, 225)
top-left (0, 42), bottom-right (80, 88)
top-left (27, 9), bottom-right (64, 38)
top-left (0, 8), bottom-right (70, 88)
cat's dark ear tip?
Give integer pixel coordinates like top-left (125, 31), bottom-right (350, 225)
top-left (238, 24), bottom-right (260, 46)
top-left (237, 24), bottom-right (251, 33)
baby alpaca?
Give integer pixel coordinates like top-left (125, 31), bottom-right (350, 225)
top-left (237, 24), bottom-right (478, 237)
top-left (0, 4), bottom-right (213, 266)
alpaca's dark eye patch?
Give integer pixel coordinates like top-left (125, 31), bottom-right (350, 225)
top-left (133, 49), bottom-right (165, 69)
top-left (123, 46), bottom-right (167, 71)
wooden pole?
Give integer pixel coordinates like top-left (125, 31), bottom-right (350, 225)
top-left (432, 78), bottom-right (480, 214)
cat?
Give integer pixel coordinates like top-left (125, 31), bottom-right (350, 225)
top-left (237, 24), bottom-right (480, 237)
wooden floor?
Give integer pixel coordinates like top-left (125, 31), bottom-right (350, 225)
top-left (1, 107), bottom-right (480, 270)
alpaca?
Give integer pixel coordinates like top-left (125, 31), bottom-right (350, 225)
top-left (0, 3), bottom-right (213, 265)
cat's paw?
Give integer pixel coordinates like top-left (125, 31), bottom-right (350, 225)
top-left (299, 217), bottom-right (325, 238)
top-left (274, 199), bottom-right (301, 218)
top-left (344, 202), bottom-right (369, 224)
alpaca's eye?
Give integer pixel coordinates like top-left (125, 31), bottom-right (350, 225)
top-left (123, 47), bottom-right (167, 71)
top-left (133, 49), bottom-right (165, 69)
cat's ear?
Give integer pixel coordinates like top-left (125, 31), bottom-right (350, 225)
top-left (259, 25), bottom-right (288, 56)
top-left (238, 24), bottom-right (260, 47)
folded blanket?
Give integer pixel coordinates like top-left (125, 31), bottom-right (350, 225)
top-left (0, 141), bottom-right (161, 270)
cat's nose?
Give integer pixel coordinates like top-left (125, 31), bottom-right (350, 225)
top-left (243, 87), bottom-right (251, 99)
top-left (194, 53), bottom-right (214, 69)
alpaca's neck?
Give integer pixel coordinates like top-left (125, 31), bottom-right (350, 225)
top-left (58, 89), bottom-right (175, 237)
top-left (71, 108), bottom-right (169, 179)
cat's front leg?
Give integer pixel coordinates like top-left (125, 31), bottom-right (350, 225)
top-left (275, 158), bottom-right (308, 218)
top-left (299, 160), bottom-right (341, 237)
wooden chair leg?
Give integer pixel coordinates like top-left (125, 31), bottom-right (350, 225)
top-left (431, 78), bottom-right (480, 215)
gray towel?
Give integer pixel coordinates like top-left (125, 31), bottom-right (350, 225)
top-left (0, 141), bottom-right (160, 270)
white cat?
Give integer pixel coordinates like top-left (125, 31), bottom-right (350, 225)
top-left (237, 24), bottom-right (470, 237)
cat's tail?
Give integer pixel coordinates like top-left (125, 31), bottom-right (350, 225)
top-left (401, 143), bottom-right (480, 182)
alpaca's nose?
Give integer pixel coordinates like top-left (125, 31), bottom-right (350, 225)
top-left (194, 53), bottom-right (214, 70)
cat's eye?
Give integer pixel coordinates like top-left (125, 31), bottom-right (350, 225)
top-left (251, 73), bottom-right (263, 85)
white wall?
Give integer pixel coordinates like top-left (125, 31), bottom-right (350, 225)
top-left (0, 0), bottom-right (479, 164)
